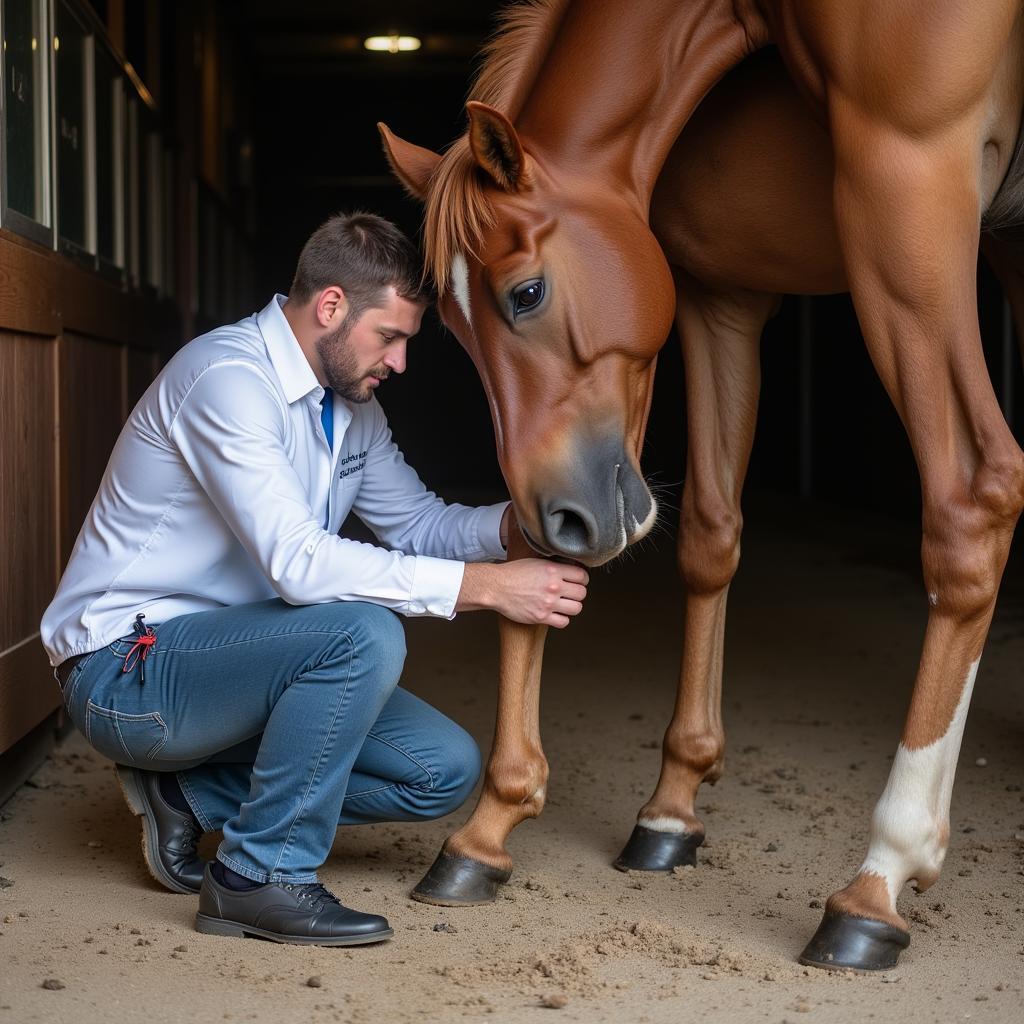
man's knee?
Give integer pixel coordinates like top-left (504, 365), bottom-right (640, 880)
top-left (347, 604), bottom-right (407, 691)
top-left (429, 724), bottom-right (482, 816)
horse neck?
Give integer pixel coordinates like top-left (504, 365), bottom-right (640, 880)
top-left (515, 0), bottom-right (763, 205)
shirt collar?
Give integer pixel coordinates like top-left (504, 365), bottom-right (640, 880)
top-left (257, 294), bottom-right (322, 405)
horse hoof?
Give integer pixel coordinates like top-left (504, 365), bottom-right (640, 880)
top-left (612, 824), bottom-right (702, 872)
top-left (410, 850), bottom-right (512, 906)
top-left (799, 911), bottom-right (910, 971)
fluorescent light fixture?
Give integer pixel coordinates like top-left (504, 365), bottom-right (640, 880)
top-left (364, 34), bottom-right (421, 54)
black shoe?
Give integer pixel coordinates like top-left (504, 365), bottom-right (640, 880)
top-left (195, 864), bottom-right (393, 946)
top-left (115, 765), bottom-right (205, 894)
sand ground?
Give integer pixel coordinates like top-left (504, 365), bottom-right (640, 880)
top-left (2, 498), bottom-right (1023, 1023)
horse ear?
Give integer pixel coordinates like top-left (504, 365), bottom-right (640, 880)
top-left (378, 123), bottom-right (441, 200)
top-left (465, 101), bottom-right (531, 193)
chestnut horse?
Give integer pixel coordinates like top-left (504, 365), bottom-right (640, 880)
top-left (380, 1), bottom-right (1024, 971)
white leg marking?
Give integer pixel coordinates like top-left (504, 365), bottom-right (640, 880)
top-left (638, 816), bottom-right (687, 834)
top-left (859, 658), bottom-right (979, 907)
top-left (451, 252), bottom-right (472, 327)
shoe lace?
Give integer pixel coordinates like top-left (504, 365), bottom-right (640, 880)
top-left (283, 882), bottom-right (341, 913)
top-left (179, 819), bottom-right (200, 854)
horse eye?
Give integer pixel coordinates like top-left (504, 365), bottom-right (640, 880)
top-left (512, 279), bottom-right (545, 317)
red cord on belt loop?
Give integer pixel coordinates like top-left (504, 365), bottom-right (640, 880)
top-left (123, 612), bottom-right (156, 683)
top-left (122, 632), bottom-right (156, 673)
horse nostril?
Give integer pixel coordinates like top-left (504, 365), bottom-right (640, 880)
top-left (548, 506), bottom-right (595, 554)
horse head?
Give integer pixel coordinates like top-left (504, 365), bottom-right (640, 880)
top-left (381, 104), bottom-right (674, 566)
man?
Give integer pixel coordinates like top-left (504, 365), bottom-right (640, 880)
top-left (40, 212), bottom-right (589, 947)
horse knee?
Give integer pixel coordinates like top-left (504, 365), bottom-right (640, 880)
top-left (678, 501), bottom-right (742, 593)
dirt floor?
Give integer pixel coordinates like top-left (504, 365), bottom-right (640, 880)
top-left (2, 497), bottom-right (1023, 1023)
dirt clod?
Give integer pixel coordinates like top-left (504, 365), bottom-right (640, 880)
top-left (540, 994), bottom-right (568, 1008)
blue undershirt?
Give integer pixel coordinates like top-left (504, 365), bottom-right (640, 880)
top-left (320, 388), bottom-right (334, 528)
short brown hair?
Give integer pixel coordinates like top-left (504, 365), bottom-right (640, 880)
top-left (289, 211), bottom-right (431, 316)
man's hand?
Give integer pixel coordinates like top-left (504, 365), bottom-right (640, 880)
top-left (457, 559), bottom-right (589, 628)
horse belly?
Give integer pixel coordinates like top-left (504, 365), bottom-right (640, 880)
top-left (651, 50), bottom-right (846, 296)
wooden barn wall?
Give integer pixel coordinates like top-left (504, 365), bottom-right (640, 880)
top-left (0, 229), bottom-right (169, 755)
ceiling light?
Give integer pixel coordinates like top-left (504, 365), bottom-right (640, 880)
top-left (364, 34), bottom-right (421, 54)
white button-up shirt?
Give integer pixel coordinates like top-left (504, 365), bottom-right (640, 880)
top-left (40, 295), bottom-right (509, 666)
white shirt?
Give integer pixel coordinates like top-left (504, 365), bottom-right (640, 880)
top-left (40, 295), bottom-right (509, 667)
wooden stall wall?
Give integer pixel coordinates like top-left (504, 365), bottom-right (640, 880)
top-left (0, 228), bottom-right (171, 760)
top-left (0, 0), bottom-right (255, 787)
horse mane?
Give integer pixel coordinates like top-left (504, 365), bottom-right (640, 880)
top-left (424, 0), bottom-right (569, 293)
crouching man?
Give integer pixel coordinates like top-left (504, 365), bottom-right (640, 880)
top-left (41, 212), bottom-right (588, 946)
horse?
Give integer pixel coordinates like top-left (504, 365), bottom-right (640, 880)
top-left (379, 0), bottom-right (1024, 972)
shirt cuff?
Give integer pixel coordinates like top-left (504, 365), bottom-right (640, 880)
top-left (475, 501), bottom-right (510, 561)
top-left (407, 555), bottom-right (466, 619)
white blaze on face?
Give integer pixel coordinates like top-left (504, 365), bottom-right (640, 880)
top-left (859, 658), bottom-right (980, 908)
top-left (450, 251), bottom-right (472, 327)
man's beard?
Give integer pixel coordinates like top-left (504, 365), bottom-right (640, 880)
top-left (315, 312), bottom-right (387, 403)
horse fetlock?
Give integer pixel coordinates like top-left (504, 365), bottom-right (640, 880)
top-left (486, 756), bottom-right (549, 811)
top-left (862, 795), bottom-right (950, 905)
top-left (666, 728), bottom-right (724, 780)
top-left (862, 835), bottom-right (948, 903)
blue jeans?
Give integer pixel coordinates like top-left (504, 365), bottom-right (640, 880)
top-left (61, 598), bottom-right (481, 884)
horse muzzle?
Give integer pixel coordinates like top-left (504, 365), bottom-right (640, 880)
top-left (532, 441), bottom-right (654, 565)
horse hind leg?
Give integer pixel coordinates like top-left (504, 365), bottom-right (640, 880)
top-left (800, 101), bottom-right (1024, 971)
top-left (615, 273), bottom-right (775, 871)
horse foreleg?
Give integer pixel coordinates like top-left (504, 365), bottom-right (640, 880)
top-left (615, 272), bottom-right (773, 870)
top-left (800, 106), bottom-right (1024, 972)
top-left (412, 524), bottom-right (549, 906)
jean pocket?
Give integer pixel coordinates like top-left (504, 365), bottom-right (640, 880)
top-left (85, 701), bottom-right (169, 765)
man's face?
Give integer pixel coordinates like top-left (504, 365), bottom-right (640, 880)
top-left (316, 286), bottom-right (425, 403)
